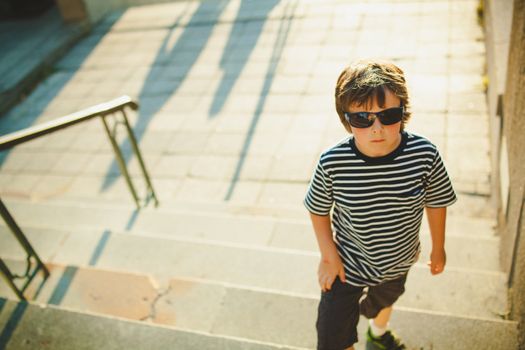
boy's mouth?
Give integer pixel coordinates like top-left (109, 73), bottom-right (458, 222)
top-left (370, 139), bottom-right (385, 143)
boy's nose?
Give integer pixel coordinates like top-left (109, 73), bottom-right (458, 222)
top-left (370, 116), bottom-right (383, 131)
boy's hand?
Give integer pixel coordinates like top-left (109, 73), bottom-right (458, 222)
top-left (318, 254), bottom-right (346, 292)
top-left (428, 248), bottom-right (446, 275)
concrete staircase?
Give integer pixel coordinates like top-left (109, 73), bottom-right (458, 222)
top-left (0, 0), bottom-right (520, 348)
top-left (0, 196), bottom-right (519, 349)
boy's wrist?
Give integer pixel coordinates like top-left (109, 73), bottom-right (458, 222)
top-left (321, 248), bottom-right (340, 262)
top-left (431, 246), bottom-right (446, 254)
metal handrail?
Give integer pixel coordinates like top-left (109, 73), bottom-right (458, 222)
top-left (0, 95), bottom-right (158, 208)
top-left (0, 95), bottom-right (158, 300)
top-left (0, 95), bottom-right (137, 150)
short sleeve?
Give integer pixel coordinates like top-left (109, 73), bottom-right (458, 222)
top-left (304, 158), bottom-right (334, 215)
top-left (424, 150), bottom-right (457, 207)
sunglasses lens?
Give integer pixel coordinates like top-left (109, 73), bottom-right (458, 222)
top-left (348, 112), bottom-right (373, 128)
top-left (378, 108), bottom-right (403, 125)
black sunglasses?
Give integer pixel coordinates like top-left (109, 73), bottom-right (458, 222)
top-left (344, 106), bottom-right (404, 128)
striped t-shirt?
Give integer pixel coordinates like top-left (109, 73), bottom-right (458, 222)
top-left (304, 131), bottom-right (457, 287)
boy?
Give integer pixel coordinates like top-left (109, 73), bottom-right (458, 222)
top-left (304, 60), bottom-right (456, 350)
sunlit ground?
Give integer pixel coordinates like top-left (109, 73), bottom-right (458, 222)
top-left (0, 0), bottom-right (488, 206)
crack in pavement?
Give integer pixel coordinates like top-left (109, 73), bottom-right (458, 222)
top-left (141, 284), bottom-right (172, 322)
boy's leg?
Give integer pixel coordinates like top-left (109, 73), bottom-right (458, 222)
top-left (360, 274), bottom-right (407, 350)
top-left (360, 274), bottom-right (407, 349)
top-left (359, 274), bottom-right (406, 320)
top-left (316, 277), bottom-right (363, 350)
top-left (373, 305), bottom-right (393, 328)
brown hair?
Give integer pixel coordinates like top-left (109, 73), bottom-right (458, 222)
top-left (335, 59), bottom-right (411, 133)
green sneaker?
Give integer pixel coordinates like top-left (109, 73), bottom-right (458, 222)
top-left (366, 327), bottom-right (406, 350)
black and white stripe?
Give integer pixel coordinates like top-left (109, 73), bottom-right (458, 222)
top-left (304, 131), bottom-right (457, 286)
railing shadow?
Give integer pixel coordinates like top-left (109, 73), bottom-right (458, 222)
top-left (224, 1), bottom-right (296, 200)
top-left (208, 0), bottom-right (280, 117)
top-left (1, 1), bottom-right (297, 204)
top-left (100, 1), bottom-right (229, 191)
top-left (0, 298), bottom-right (28, 349)
top-left (47, 265), bottom-right (78, 306)
top-left (89, 229), bottom-right (111, 266)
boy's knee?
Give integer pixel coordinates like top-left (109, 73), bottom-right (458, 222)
top-left (359, 275), bottom-right (407, 318)
top-left (360, 302), bottom-right (393, 319)
top-left (360, 298), bottom-right (387, 319)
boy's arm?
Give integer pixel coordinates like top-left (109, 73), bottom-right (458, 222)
top-left (425, 206), bottom-right (447, 275)
top-left (309, 212), bottom-right (346, 291)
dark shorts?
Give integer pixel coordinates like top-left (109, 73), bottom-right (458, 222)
top-left (316, 273), bottom-right (407, 350)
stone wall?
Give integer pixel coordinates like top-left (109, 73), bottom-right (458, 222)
top-left (486, 0), bottom-right (525, 347)
top-left (503, 0), bottom-right (525, 347)
top-left (483, 0), bottom-right (513, 225)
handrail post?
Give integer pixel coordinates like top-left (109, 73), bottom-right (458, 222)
top-left (120, 109), bottom-right (159, 207)
top-left (0, 197), bottom-right (49, 300)
top-left (0, 259), bottom-right (26, 300)
top-left (0, 198), bottom-right (49, 279)
top-left (100, 114), bottom-right (141, 209)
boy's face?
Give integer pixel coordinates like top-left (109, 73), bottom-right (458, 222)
top-left (348, 89), bottom-right (402, 157)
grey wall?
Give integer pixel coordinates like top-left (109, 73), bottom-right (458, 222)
top-left (494, 0), bottom-right (525, 347)
top-left (483, 0), bottom-right (524, 346)
top-left (483, 0), bottom-right (514, 224)
top-left (482, 9), bottom-right (525, 340)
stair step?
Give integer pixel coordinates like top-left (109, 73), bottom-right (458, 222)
top-left (0, 227), bottom-right (507, 319)
top-left (0, 260), bottom-right (518, 350)
top-left (0, 214), bottom-right (500, 274)
top-left (3, 196), bottom-right (498, 234)
top-left (1, 189), bottom-right (495, 221)
top-left (2, 196), bottom-right (499, 238)
top-left (0, 297), bottom-right (298, 350)
top-left (1, 198), bottom-right (501, 272)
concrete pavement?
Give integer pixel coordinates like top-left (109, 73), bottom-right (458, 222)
top-left (0, 0), bottom-right (490, 209)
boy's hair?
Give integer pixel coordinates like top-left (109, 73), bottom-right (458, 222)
top-left (335, 59), bottom-right (411, 133)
